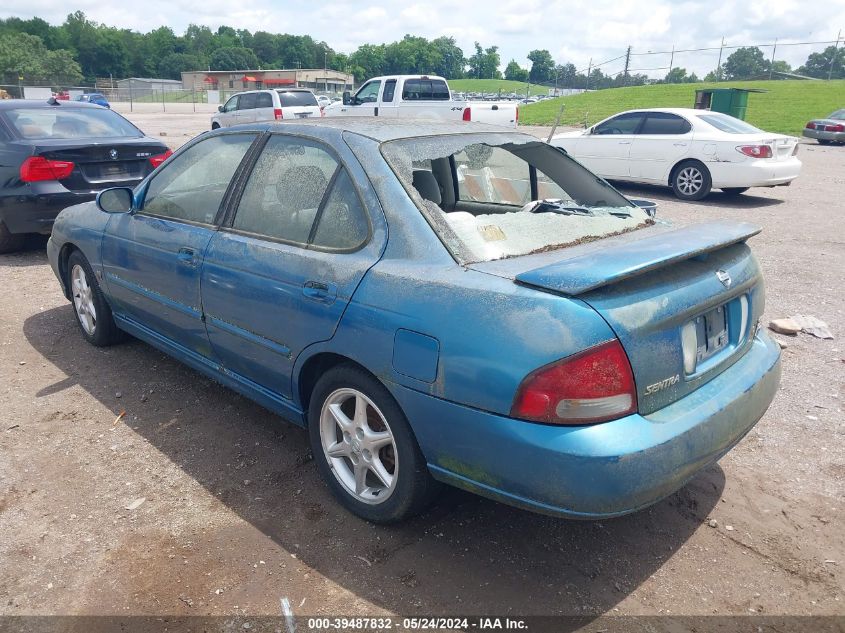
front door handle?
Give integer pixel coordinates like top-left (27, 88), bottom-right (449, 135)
top-left (302, 280), bottom-right (337, 304)
top-left (177, 247), bottom-right (197, 266)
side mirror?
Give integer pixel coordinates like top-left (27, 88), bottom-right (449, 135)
top-left (629, 198), bottom-right (657, 218)
top-left (342, 91), bottom-right (351, 106)
top-left (96, 187), bottom-right (135, 214)
top-left (217, 105), bottom-right (224, 112)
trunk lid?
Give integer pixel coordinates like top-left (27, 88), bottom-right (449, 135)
top-left (470, 221), bottom-right (766, 414)
top-left (31, 138), bottom-right (168, 192)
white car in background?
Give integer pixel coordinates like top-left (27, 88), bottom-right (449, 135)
top-left (551, 108), bottom-right (801, 200)
top-left (315, 95), bottom-right (332, 109)
top-left (211, 89), bottom-right (322, 129)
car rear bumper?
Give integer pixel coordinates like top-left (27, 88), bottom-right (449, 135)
top-left (802, 129), bottom-right (845, 142)
top-left (392, 329), bottom-right (781, 519)
top-left (0, 191), bottom-right (97, 234)
top-left (709, 157), bottom-right (801, 188)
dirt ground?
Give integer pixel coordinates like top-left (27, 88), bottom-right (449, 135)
top-left (0, 109), bottom-right (843, 627)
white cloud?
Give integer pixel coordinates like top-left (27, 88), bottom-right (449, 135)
top-left (1, 0), bottom-right (844, 78)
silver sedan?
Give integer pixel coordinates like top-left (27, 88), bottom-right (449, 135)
top-left (802, 109), bottom-right (845, 145)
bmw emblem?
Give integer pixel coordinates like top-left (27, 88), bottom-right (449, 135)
top-left (109, 149), bottom-right (118, 160)
top-left (716, 269), bottom-right (732, 288)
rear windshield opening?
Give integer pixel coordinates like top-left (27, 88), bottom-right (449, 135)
top-left (4, 107), bottom-right (141, 140)
top-left (381, 135), bottom-right (653, 263)
top-left (401, 79), bottom-right (450, 101)
top-left (276, 91), bottom-right (319, 107)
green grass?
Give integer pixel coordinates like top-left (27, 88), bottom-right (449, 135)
top-left (518, 80), bottom-right (845, 136)
top-left (449, 78), bottom-right (550, 96)
top-left (130, 91), bottom-right (208, 104)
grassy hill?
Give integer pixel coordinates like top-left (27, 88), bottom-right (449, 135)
top-left (518, 80), bottom-right (845, 136)
top-left (448, 78), bottom-right (549, 96)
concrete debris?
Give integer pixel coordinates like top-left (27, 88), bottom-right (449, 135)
top-left (768, 318), bottom-right (800, 335)
top-left (725, 525), bottom-right (735, 531)
top-left (790, 315), bottom-right (834, 339)
top-left (125, 497), bottom-right (146, 511)
top-left (708, 519), bottom-right (718, 528)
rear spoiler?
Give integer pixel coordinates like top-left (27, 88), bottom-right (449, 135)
top-left (515, 221), bottom-right (761, 296)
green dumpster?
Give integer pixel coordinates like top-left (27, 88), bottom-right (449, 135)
top-left (693, 88), bottom-right (766, 121)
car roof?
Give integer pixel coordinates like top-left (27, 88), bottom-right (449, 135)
top-left (221, 118), bottom-right (529, 143)
top-left (0, 99), bottom-right (108, 111)
top-left (614, 107), bottom-right (721, 117)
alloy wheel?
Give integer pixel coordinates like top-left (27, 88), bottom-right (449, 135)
top-left (319, 388), bottom-right (398, 504)
top-left (676, 167), bottom-right (704, 196)
top-left (71, 264), bottom-right (97, 335)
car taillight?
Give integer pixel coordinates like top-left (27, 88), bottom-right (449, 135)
top-left (274, 108), bottom-right (283, 120)
top-left (825, 123), bottom-right (844, 132)
top-left (511, 339), bottom-right (637, 425)
top-left (20, 156), bottom-right (75, 182)
top-left (736, 145), bottom-right (772, 158)
top-left (148, 149), bottom-right (173, 169)
top-left (805, 122), bottom-right (815, 129)
top-left (462, 107), bottom-right (471, 122)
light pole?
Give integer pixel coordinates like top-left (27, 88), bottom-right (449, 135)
top-left (324, 50), bottom-right (328, 93)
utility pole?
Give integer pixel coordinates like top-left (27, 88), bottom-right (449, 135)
top-left (716, 37), bottom-right (725, 81)
top-left (769, 38), bottom-right (778, 80)
top-left (622, 45), bottom-right (632, 85)
top-left (585, 58), bottom-right (592, 90)
top-left (667, 44), bottom-right (675, 81)
top-left (829, 30), bottom-right (842, 81)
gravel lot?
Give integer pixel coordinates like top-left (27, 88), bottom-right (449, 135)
top-left (1, 108), bottom-right (843, 626)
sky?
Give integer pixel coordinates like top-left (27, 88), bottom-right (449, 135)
top-left (3, 0), bottom-right (845, 79)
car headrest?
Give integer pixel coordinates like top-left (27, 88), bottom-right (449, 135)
top-left (277, 165), bottom-right (329, 211)
top-left (412, 170), bottom-right (441, 206)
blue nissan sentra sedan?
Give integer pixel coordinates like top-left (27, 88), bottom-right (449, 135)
top-left (47, 119), bottom-right (781, 523)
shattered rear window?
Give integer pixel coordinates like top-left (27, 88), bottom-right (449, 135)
top-left (381, 134), bottom-right (652, 263)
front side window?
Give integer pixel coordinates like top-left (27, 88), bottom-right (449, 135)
top-left (141, 134), bottom-right (255, 224)
top-left (233, 135), bottom-right (341, 244)
top-left (222, 96), bottom-right (239, 112)
top-left (639, 112), bottom-right (692, 135)
top-left (594, 112), bottom-right (645, 135)
top-left (354, 81), bottom-right (381, 104)
top-left (5, 107), bottom-right (141, 140)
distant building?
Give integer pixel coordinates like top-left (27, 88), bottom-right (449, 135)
top-left (115, 77), bottom-right (183, 99)
top-left (181, 69), bottom-right (354, 95)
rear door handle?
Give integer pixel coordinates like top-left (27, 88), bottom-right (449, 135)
top-left (303, 280), bottom-right (337, 304)
top-left (618, 140), bottom-right (632, 145)
top-left (177, 247), bottom-right (197, 266)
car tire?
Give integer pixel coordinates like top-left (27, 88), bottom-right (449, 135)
top-left (66, 250), bottom-right (123, 347)
top-left (722, 187), bottom-right (749, 196)
top-left (308, 364), bottom-right (440, 523)
top-left (671, 160), bottom-right (712, 201)
top-left (817, 139), bottom-right (831, 145)
top-left (0, 221), bottom-right (25, 254)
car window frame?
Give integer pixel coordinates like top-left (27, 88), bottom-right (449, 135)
top-left (222, 131), bottom-right (373, 254)
top-left (382, 79), bottom-right (397, 103)
top-left (254, 91), bottom-right (274, 109)
top-left (238, 92), bottom-right (258, 110)
top-left (133, 131), bottom-right (262, 229)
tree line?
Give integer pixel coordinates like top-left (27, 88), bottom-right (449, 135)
top-left (1, 12), bottom-right (843, 87)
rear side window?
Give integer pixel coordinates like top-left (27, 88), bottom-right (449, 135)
top-left (238, 93), bottom-right (258, 110)
top-left (255, 92), bottom-right (273, 108)
top-left (639, 112), bottom-right (692, 135)
top-left (142, 134), bottom-right (255, 224)
top-left (697, 114), bottom-right (762, 134)
top-left (4, 107), bottom-right (141, 140)
top-left (402, 79), bottom-right (450, 101)
top-left (311, 170), bottom-right (369, 249)
top-left (276, 91), bottom-right (318, 107)
top-left (594, 112), bottom-right (645, 135)
top-left (382, 80), bottom-right (397, 103)
top-left (233, 135), bottom-right (339, 244)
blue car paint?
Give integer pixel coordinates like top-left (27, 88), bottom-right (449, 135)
top-left (47, 120), bottom-right (781, 519)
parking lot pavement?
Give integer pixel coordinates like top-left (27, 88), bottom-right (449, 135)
top-left (0, 115), bottom-right (842, 621)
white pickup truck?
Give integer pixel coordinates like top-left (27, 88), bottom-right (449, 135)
top-left (323, 75), bottom-right (518, 128)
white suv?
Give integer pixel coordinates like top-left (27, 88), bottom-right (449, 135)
top-left (211, 89), bottom-right (322, 129)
